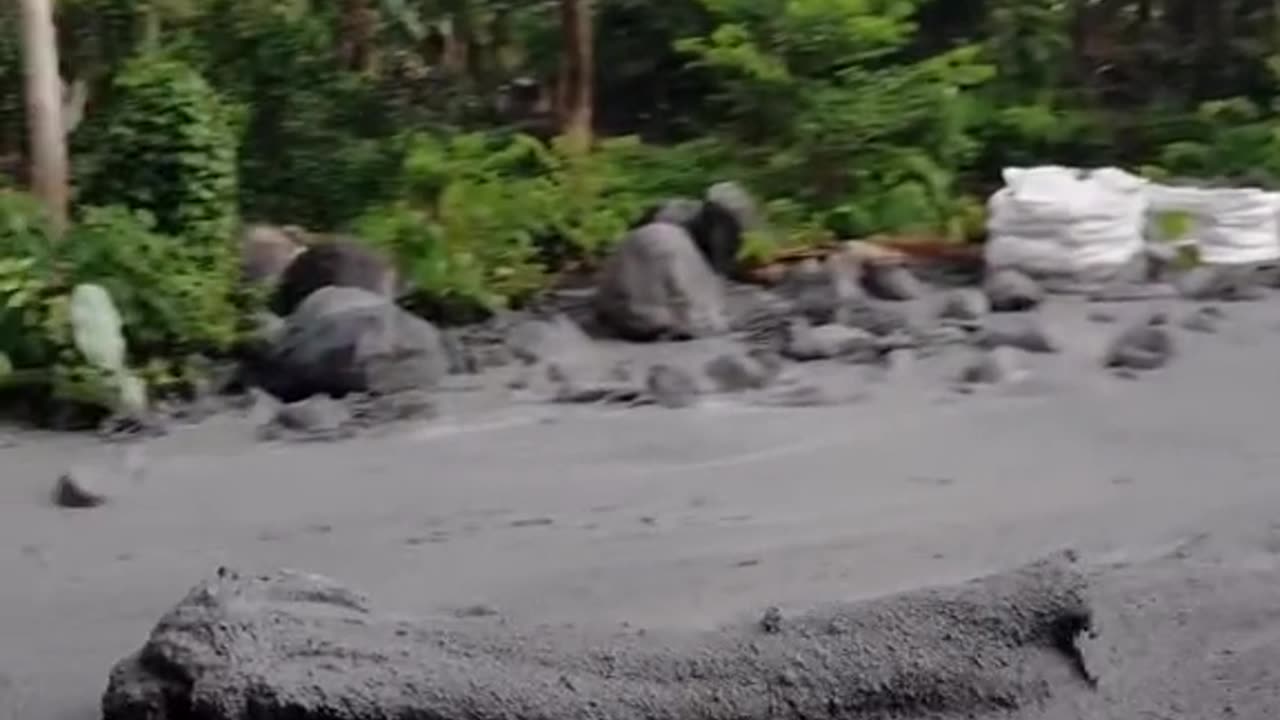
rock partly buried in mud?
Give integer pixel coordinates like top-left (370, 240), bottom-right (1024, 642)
top-left (704, 348), bottom-right (778, 392)
top-left (53, 466), bottom-right (114, 508)
top-left (976, 315), bottom-right (1060, 354)
top-left (646, 364), bottom-right (700, 408)
top-left (960, 347), bottom-right (1029, 385)
top-left (271, 238), bottom-right (399, 316)
top-left (259, 395), bottom-right (354, 442)
top-left (260, 287), bottom-right (449, 402)
top-left (937, 288), bottom-right (989, 326)
top-left (595, 223), bottom-right (730, 340)
top-left (862, 264), bottom-right (923, 301)
top-left (782, 319), bottom-right (877, 362)
top-left (1105, 314), bottom-right (1175, 371)
top-left (1181, 305), bottom-right (1224, 334)
top-left (102, 556), bottom-right (1094, 720)
top-left (507, 314), bottom-right (595, 366)
top-left (776, 256), bottom-right (863, 326)
top-left (985, 268), bottom-right (1044, 312)
top-left (1178, 264), bottom-right (1268, 302)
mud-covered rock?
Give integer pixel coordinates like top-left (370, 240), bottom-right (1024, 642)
top-left (1143, 243), bottom-right (1179, 283)
top-left (241, 224), bottom-right (304, 287)
top-left (937, 288), bottom-right (989, 326)
top-left (595, 223), bottom-right (730, 340)
top-left (863, 264), bottom-right (924, 301)
top-left (53, 466), bottom-right (115, 508)
top-left (101, 557), bottom-right (1093, 720)
top-left (272, 238), bottom-right (399, 316)
top-left (1087, 283), bottom-right (1179, 303)
top-left (646, 364), bottom-right (700, 409)
top-left (1105, 314), bottom-right (1175, 371)
top-left (776, 256), bottom-right (862, 326)
top-left (638, 197), bottom-right (703, 228)
top-left (782, 319), bottom-right (877, 362)
top-left (1180, 264), bottom-right (1269, 302)
top-left (260, 395), bottom-right (353, 442)
top-left (985, 269), bottom-right (1044, 312)
top-left (260, 287), bottom-right (449, 402)
top-left (959, 347), bottom-right (1028, 385)
top-left (977, 315), bottom-right (1060, 354)
top-left (634, 184), bottom-right (757, 279)
top-left (507, 315), bottom-right (594, 366)
top-left (1181, 306), bottom-right (1224, 334)
top-left (704, 349), bottom-right (777, 392)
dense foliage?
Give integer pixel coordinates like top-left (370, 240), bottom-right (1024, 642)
top-left (4, 0), bottom-right (1280, 413)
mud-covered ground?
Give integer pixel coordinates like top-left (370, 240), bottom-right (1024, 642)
top-left (5, 292), bottom-right (1280, 719)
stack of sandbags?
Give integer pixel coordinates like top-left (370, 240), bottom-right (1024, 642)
top-left (1146, 184), bottom-right (1280, 266)
top-left (985, 166), bottom-right (1149, 281)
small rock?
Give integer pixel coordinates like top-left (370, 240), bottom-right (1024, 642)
top-left (777, 257), bottom-right (862, 325)
top-left (1088, 283), bottom-right (1179, 302)
top-left (277, 395), bottom-right (349, 433)
top-left (1105, 315), bottom-right (1175, 371)
top-left (1178, 265), bottom-right (1267, 302)
top-left (1181, 306), bottom-right (1223, 334)
top-left (984, 269), bottom-right (1044, 312)
top-left (351, 390), bottom-right (437, 425)
top-left (1143, 243), bottom-right (1179, 282)
top-left (759, 606), bottom-right (784, 634)
top-left (646, 364), bottom-right (700, 409)
top-left (705, 351), bottom-right (774, 392)
top-left (1088, 310), bottom-right (1117, 324)
top-left (937, 289), bottom-right (989, 326)
top-left (782, 319), bottom-right (876, 362)
top-left (844, 298), bottom-right (914, 338)
top-left (960, 347), bottom-right (1027, 385)
top-left (53, 466), bottom-right (113, 508)
top-left (440, 330), bottom-right (478, 375)
top-left (976, 316), bottom-right (1059, 354)
top-left (863, 264), bottom-right (923, 301)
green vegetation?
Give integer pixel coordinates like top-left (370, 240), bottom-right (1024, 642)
top-left (4, 0), bottom-right (1280, 416)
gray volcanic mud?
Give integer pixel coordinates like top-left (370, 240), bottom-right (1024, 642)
top-left (10, 291), bottom-right (1280, 718)
top-left (101, 556), bottom-right (1092, 720)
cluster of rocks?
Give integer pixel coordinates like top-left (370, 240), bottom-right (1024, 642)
top-left (68, 181), bottom-right (1276, 454)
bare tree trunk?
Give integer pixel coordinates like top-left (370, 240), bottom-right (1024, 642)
top-left (339, 0), bottom-right (378, 73)
top-left (557, 0), bottom-right (593, 153)
top-left (17, 0), bottom-right (69, 236)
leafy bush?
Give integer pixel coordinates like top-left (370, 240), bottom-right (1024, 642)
top-left (76, 54), bottom-right (239, 249)
top-left (676, 0), bottom-right (994, 240)
top-left (356, 131), bottom-right (697, 312)
top-left (0, 191), bottom-right (244, 404)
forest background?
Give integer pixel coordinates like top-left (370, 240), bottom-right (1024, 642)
top-left (1, 0), bottom-right (1277, 401)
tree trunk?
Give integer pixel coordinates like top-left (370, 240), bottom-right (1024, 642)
top-left (557, 0), bottom-right (593, 153)
top-left (17, 0), bottom-right (69, 236)
top-left (338, 0), bottom-right (378, 74)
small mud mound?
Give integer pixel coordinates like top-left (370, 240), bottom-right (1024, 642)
top-left (102, 556), bottom-right (1093, 720)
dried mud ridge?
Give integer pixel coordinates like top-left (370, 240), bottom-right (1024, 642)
top-left (103, 555), bottom-right (1096, 720)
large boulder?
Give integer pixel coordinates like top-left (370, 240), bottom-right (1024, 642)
top-left (240, 224), bottom-right (305, 286)
top-left (595, 223), bottom-right (730, 340)
top-left (102, 557), bottom-right (1093, 720)
top-left (632, 183), bottom-right (760, 278)
top-left (272, 239), bottom-right (400, 316)
top-left (258, 287), bottom-right (448, 402)
top-left (637, 197), bottom-right (704, 229)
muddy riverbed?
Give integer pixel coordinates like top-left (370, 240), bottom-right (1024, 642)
top-left (4, 293), bottom-right (1280, 719)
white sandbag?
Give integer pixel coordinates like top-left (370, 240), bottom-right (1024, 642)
top-left (985, 166), bottom-right (1148, 276)
top-left (1146, 185), bottom-right (1280, 265)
